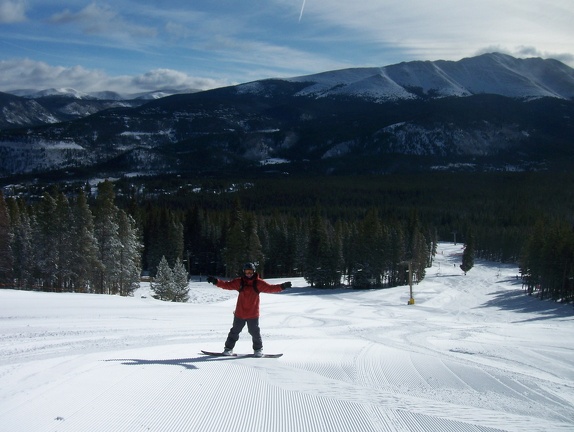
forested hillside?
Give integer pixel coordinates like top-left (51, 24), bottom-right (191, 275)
top-left (1, 171), bottom-right (573, 302)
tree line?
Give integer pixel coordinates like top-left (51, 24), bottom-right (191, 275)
top-left (130, 171), bottom-right (573, 304)
top-left (0, 182), bottom-right (435, 293)
top-left (2, 171), bottom-right (573, 304)
top-left (0, 182), bottom-right (141, 295)
top-left (520, 219), bottom-right (574, 303)
top-left (136, 196), bottom-right (436, 289)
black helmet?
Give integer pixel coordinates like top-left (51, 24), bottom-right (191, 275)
top-left (243, 262), bottom-right (256, 271)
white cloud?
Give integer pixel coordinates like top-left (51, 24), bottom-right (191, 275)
top-left (475, 45), bottom-right (574, 66)
top-left (0, 58), bottom-right (229, 94)
top-left (0, 0), bottom-right (26, 23)
top-left (49, 2), bottom-right (156, 39)
top-left (273, 0), bottom-right (574, 66)
top-left (127, 68), bottom-right (225, 91)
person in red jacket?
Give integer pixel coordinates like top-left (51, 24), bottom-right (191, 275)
top-left (207, 262), bottom-right (291, 357)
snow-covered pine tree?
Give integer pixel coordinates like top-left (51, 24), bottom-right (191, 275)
top-left (93, 181), bottom-right (121, 294)
top-left (69, 190), bottom-right (101, 293)
top-left (151, 256), bottom-right (173, 301)
top-left (117, 210), bottom-right (142, 296)
top-left (171, 257), bottom-right (189, 302)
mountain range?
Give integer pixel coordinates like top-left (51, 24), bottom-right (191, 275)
top-left (1, 52), bottom-right (573, 180)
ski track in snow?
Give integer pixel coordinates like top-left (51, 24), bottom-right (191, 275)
top-left (1, 243), bottom-right (574, 431)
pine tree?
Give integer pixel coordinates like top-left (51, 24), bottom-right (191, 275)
top-left (69, 190), bottom-right (101, 292)
top-left (387, 224), bottom-right (406, 287)
top-left (304, 212), bottom-right (325, 287)
top-left (340, 220), bottom-right (357, 285)
top-left (410, 229), bottom-right (429, 283)
top-left (168, 214), bottom-right (184, 265)
top-left (117, 210), bottom-right (142, 296)
top-left (93, 181), bottom-right (121, 294)
top-left (223, 199), bottom-right (246, 276)
top-left (519, 219), bottom-right (546, 294)
top-left (151, 256), bottom-right (173, 301)
top-left (304, 211), bottom-right (342, 288)
top-left (33, 192), bottom-right (59, 290)
top-left (183, 206), bottom-right (203, 275)
top-left (285, 216), bottom-right (301, 277)
top-left (537, 221), bottom-right (574, 301)
top-left (7, 198), bottom-right (32, 289)
top-left (352, 209), bottom-right (383, 288)
top-left (244, 213), bottom-right (263, 272)
top-left (171, 257), bottom-right (190, 302)
top-left (54, 192), bottom-right (74, 291)
top-left (428, 227), bottom-right (438, 266)
top-left (0, 191), bottom-right (13, 286)
top-left (146, 207), bottom-right (184, 274)
top-left (404, 211), bottom-right (429, 284)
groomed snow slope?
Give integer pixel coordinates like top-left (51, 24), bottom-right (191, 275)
top-left (1, 243), bottom-right (573, 432)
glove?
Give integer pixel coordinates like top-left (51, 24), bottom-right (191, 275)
top-left (281, 282), bottom-right (292, 290)
top-left (207, 276), bottom-right (218, 285)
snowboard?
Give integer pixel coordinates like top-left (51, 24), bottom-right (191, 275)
top-left (201, 350), bottom-right (283, 358)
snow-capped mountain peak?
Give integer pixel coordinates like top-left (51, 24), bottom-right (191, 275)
top-left (31, 87), bottom-right (92, 99)
top-left (285, 53), bottom-right (574, 101)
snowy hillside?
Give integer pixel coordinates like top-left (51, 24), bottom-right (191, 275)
top-left (1, 243), bottom-right (573, 432)
top-left (286, 53), bottom-right (574, 101)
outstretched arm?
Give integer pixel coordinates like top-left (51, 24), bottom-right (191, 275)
top-left (258, 280), bottom-right (291, 293)
top-left (206, 276), bottom-right (241, 291)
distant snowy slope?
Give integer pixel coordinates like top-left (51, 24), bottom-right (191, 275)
top-left (34, 88), bottom-right (91, 99)
top-left (8, 88), bottom-right (199, 101)
top-left (286, 53), bottom-right (574, 101)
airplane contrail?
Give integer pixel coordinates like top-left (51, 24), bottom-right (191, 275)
top-left (299, 0), bottom-right (306, 22)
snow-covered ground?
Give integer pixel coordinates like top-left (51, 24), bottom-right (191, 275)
top-left (1, 243), bottom-right (573, 432)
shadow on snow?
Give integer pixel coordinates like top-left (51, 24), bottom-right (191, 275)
top-left (104, 354), bottom-right (246, 370)
top-left (478, 289), bottom-right (574, 322)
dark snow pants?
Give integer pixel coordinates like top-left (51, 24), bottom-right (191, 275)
top-left (225, 316), bottom-right (262, 350)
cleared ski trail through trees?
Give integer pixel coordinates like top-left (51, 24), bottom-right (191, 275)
top-left (1, 243), bottom-right (573, 431)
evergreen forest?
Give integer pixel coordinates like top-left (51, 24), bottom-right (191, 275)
top-left (0, 171), bottom-right (573, 303)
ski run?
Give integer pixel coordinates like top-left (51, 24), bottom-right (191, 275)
top-left (1, 243), bottom-right (573, 432)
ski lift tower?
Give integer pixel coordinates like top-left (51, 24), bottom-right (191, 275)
top-left (401, 260), bottom-right (415, 305)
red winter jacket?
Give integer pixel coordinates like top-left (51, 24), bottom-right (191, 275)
top-left (215, 273), bottom-right (283, 319)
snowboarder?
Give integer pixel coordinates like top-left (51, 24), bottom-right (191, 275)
top-left (207, 263), bottom-right (291, 357)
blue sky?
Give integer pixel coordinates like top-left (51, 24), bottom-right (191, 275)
top-left (0, 0), bottom-right (573, 94)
